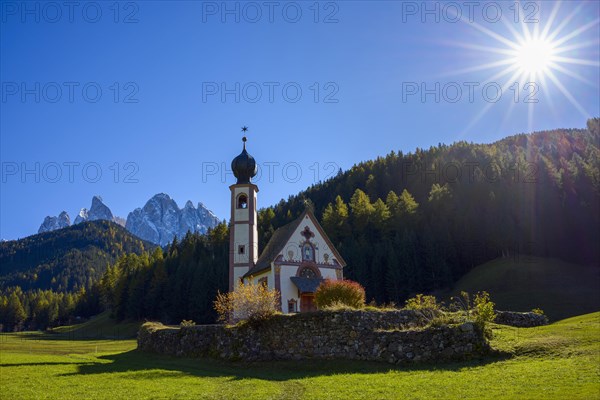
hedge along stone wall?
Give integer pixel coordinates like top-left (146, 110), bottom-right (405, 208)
top-left (138, 310), bottom-right (490, 364)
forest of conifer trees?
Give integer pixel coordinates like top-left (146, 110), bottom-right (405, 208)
top-left (1, 120), bottom-right (598, 328)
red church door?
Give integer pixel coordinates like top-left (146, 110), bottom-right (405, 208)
top-left (300, 294), bottom-right (317, 312)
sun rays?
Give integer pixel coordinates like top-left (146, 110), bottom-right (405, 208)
top-left (445, 1), bottom-right (599, 135)
top-left (512, 38), bottom-right (556, 76)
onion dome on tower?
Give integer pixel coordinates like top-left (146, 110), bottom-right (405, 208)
top-left (231, 135), bottom-right (257, 184)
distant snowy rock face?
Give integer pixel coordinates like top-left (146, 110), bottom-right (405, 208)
top-left (113, 216), bottom-right (126, 227)
top-left (58, 211), bottom-right (71, 227)
top-left (125, 193), bottom-right (220, 246)
top-left (74, 208), bottom-right (89, 225)
top-left (73, 196), bottom-right (116, 225)
top-left (88, 196), bottom-right (114, 221)
top-left (37, 194), bottom-right (219, 245)
top-left (38, 211), bottom-right (71, 233)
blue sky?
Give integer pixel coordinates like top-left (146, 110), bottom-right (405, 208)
top-left (1, 1), bottom-right (599, 239)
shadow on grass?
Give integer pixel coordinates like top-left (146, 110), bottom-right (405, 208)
top-left (2, 330), bottom-right (138, 342)
top-left (1, 361), bottom-right (90, 367)
top-left (62, 349), bottom-right (513, 381)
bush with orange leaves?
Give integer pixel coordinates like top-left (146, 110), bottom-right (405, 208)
top-left (314, 279), bottom-right (366, 310)
top-left (214, 280), bottom-right (280, 323)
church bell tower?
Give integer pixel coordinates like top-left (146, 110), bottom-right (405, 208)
top-left (229, 133), bottom-right (259, 292)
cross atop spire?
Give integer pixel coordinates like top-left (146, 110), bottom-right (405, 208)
top-left (241, 127), bottom-right (248, 148)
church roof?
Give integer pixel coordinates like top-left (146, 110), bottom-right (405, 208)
top-left (245, 214), bottom-right (305, 277)
top-left (243, 209), bottom-right (347, 278)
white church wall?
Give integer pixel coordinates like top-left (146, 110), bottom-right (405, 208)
top-left (279, 265), bottom-right (299, 314)
top-left (232, 223), bottom-right (249, 264)
top-left (251, 224), bottom-right (258, 263)
top-left (248, 270), bottom-right (271, 289)
top-left (320, 267), bottom-right (338, 280)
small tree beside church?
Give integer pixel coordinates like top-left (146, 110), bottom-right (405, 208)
top-left (214, 281), bottom-right (280, 323)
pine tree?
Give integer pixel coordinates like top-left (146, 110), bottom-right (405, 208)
top-left (6, 291), bottom-right (27, 331)
top-left (428, 183), bottom-right (451, 204)
top-left (322, 195), bottom-right (350, 243)
top-left (350, 189), bottom-right (374, 230)
top-left (258, 208), bottom-right (275, 250)
top-left (372, 198), bottom-right (391, 227)
top-left (398, 189), bottom-right (419, 216)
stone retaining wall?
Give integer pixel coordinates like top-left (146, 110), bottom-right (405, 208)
top-left (138, 310), bottom-right (490, 364)
top-left (495, 310), bottom-right (549, 327)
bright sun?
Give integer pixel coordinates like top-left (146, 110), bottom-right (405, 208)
top-left (513, 38), bottom-right (556, 75)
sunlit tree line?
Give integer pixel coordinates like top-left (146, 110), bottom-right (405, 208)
top-left (0, 120), bottom-right (597, 328)
top-left (259, 119), bottom-right (599, 304)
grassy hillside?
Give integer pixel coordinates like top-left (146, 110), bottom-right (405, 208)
top-left (451, 257), bottom-right (600, 321)
top-left (0, 312), bottom-right (598, 399)
top-left (48, 311), bottom-right (141, 339)
top-left (0, 220), bottom-right (156, 292)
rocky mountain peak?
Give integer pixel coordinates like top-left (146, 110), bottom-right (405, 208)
top-left (72, 195), bottom-right (115, 225)
top-left (37, 193), bottom-right (219, 245)
top-left (38, 211), bottom-right (71, 233)
top-left (74, 208), bottom-right (89, 225)
top-left (89, 195), bottom-right (114, 221)
top-left (126, 193), bottom-right (220, 246)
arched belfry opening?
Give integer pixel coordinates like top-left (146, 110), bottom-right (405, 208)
top-left (237, 194), bottom-right (248, 209)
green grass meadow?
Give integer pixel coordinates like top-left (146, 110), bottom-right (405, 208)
top-left (1, 312), bottom-right (599, 399)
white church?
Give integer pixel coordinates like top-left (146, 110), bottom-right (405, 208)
top-left (229, 135), bottom-right (346, 313)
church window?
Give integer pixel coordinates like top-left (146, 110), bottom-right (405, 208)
top-left (302, 243), bottom-right (314, 261)
top-left (299, 267), bottom-right (317, 279)
top-left (288, 299), bottom-right (297, 313)
top-left (237, 194), bottom-right (248, 209)
top-left (238, 245), bottom-right (245, 255)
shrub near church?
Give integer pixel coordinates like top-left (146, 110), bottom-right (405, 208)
top-left (314, 279), bottom-right (366, 309)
